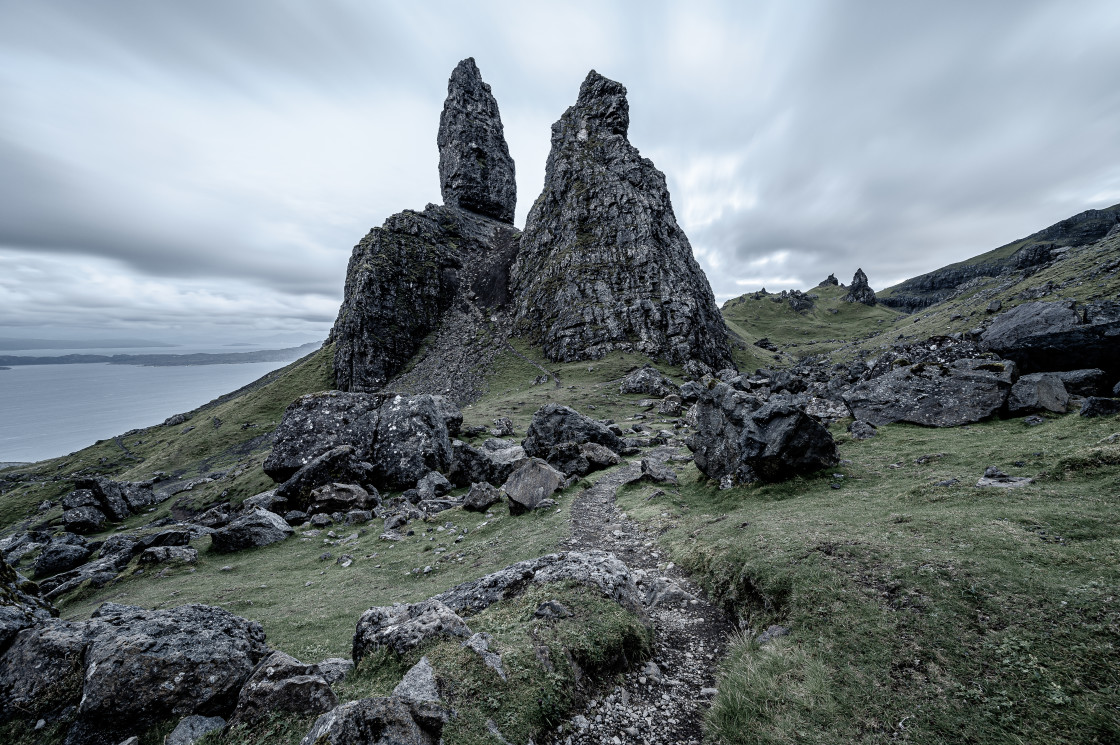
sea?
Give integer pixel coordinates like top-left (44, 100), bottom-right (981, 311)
top-left (0, 344), bottom-right (307, 464)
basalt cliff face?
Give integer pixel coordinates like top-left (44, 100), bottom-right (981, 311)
top-left (510, 72), bottom-right (733, 371)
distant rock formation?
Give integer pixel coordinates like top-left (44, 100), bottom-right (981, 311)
top-left (510, 71), bottom-right (733, 370)
top-left (438, 58), bottom-right (516, 224)
top-left (821, 273), bottom-right (839, 286)
top-left (843, 268), bottom-right (876, 305)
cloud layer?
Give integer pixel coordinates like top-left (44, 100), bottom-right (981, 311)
top-left (2, 0), bottom-right (1119, 342)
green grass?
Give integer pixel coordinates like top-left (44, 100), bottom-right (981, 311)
top-left (614, 412), bottom-right (1120, 744)
top-left (720, 284), bottom-right (903, 371)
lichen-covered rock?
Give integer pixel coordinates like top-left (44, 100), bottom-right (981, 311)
top-left (686, 383), bottom-right (839, 485)
top-left (62, 505), bottom-right (108, 534)
top-left (275, 445), bottom-right (377, 508)
top-left (74, 477), bottom-right (157, 521)
top-left (620, 365), bottom-right (679, 396)
top-left (448, 439), bottom-right (527, 487)
top-left (500, 458), bottom-right (565, 515)
top-left (432, 550), bottom-right (644, 616)
top-left (352, 600), bottom-right (472, 662)
top-left (1008, 373), bottom-right (1069, 414)
top-left (522, 403), bottom-right (623, 458)
top-left (843, 268), bottom-right (876, 305)
top-left (510, 70), bottom-right (732, 370)
top-left (33, 542), bottom-right (91, 579)
top-left (308, 483), bottom-right (376, 515)
top-left (138, 546), bottom-right (198, 565)
top-left (300, 697), bottom-right (449, 745)
top-left (372, 395), bottom-right (456, 489)
top-left (0, 557), bottom-right (56, 655)
top-left (330, 204), bottom-right (519, 395)
top-left (229, 651), bottom-right (337, 727)
top-left (843, 359), bottom-right (1017, 427)
top-left (438, 58), bottom-right (516, 223)
top-left (263, 391), bottom-right (384, 481)
top-left (209, 510), bottom-right (293, 554)
top-left (463, 482), bottom-right (501, 512)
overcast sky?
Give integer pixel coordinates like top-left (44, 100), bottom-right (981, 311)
top-left (2, 0), bottom-right (1119, 345)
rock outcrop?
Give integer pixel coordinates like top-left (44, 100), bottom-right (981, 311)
top-left (980, 300), bottom-right (1120, 376)
top-left (437, 58), bottom-right (516, 223)
top-left (510, 71), bottom-right (733, 370)
top-left (1, 557), bottom-right (56, 654)
top-left (263, 391), bottom-right (385, 481)
top-left (522, 403), bottom-right (624, 458)
top-left (843, 268), bottom-right (876, 305)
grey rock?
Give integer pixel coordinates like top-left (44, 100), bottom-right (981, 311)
top-left (463, 482), bottom-right (501, 512)
top-left (449, 439), bottom-right (527, 487)
top-left (510, 70), bottom-right (733, 370)
top-left (284, 510), bottom-right (309, 525)
top-left (543, 441), bottom-right (591, 477)
top-left (243, 489), bottom-right (288, 515)
top-left (981, 300), bottom-right (1120, 375)
top-left (33, 543), bottom-right (91, 579)
top-left (347, 510), bottom-right (373, 525)
top-left (392, 656), bottom-right (440, 703)
top-left (533, 600), bottom-right (573, 620)
top-left (687, 383), bottom-right (839, 485)
top-left (209, 509), bottom-right (293, 554)
top-left (138, 546), bottom-right (198, 565)
top-left (847, 419), bottom-right (878, 440)
top-left (330, 203), bottom-right (520, 395)
top-left (500, 458), bottom-right (565, 515)
top-left (61, 489), bottom-right (99, 510)
top-left (416, 471), bottom-right (453, 500)
top-left (299, 697), bottom-right (449, 745)
top-left (757, 625), bottom-right (790, 645)
top-left (1054, 368), bottom-right (1109, 396)
top-left (842, 268), bottom-right (876, 305)
top-left (74, 477), bottom-right (149, 521)
top-left (275, 445), bottom-right (376, 509)
top-left (315, 657), bottom-right (354, 685)
top-left (981, 301), bottom-right (1081, 351)
top-left (522, 403), bottom-right (624, 458)
top-left (0, 557), bottom-right (56, 655)
top-left (372, 395), bottom-right (455, 490)
top-left (1008, 373), bottom-right (1069, 414)
top-left (166, 715), bottom-right (226, 745)
top-left (580, 442), bottom-right (621, 471)
top-left (657, 395), bottom-right (683, 417)
top-left (352, 600), bottom-right (471, 662)
top-left (462, 632), bottom-right (506, 680)
top-left (438, 58), bottom-right (516, 223)
top-left (821, 273), bottom-right (839, 286)
top-left (230, 650), bottom-right (337, 726)
top-left (264, 390), bottom-right (384, 481)
top-left (431, 550), bottom-right (644, 616)
top-left (135, 528), bottom-right (191, 551)
top-left (843, 358), bottom-right (1017, 427)
top-left (62, 505), bottom-right (108, 534)
top-left (1080, 397), bottom-right (1120, 418)
top-left (308, 483), bottom-right (375, 515)
top-left (490, 416), bottom-right (515, 437)
top-left (620, 365), bottom-right (679, 397)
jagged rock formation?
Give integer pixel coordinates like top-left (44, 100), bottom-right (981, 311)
top-left (510, 71), bottom-right (733, 370)
top-left (329, 205), bottom-right (519, 396)
top-left (438, 58), bottom-right (516, 223)
top-left (979, 300), bottom-right (1120, 375)
top-left (820, 273), bottom-right (839, 286)
top-left (843, 268), bottom-right (876, 305)
top-left (880, 202), bottom-right (1120, 311)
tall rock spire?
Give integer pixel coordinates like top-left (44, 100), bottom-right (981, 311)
top-left (437, 58), bottom-right (517, 223)
top-left (509, 71), bottom-right (733, 370)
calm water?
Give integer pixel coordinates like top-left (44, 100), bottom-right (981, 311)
top-left (0, 361), bottom-right (293, 463)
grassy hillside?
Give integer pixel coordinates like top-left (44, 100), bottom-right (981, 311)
top-left (720, 283), bottom-right (903, 371)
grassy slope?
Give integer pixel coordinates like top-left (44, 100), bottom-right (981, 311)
top-left (720, 284), bottom-right (903, 371)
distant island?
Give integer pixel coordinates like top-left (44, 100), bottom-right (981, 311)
top-left (0, 342), bottom-right (321, 367)
top-left (0, 337), bottom-right (179, 351)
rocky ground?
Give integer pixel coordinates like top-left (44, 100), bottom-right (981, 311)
top-left (548, 448), bottom-right (735, 745)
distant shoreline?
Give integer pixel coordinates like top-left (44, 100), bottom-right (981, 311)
top-left (0, 342), bottom-right (321, 368)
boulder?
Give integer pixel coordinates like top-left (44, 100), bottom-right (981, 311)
top-left (275, 445), bottom-right (376, 509)
top-left (981, 300), bottom-right (1120, 375)
top-left (299, 697), bottom-right (449, 745)
top-left (432, 550), bottom-right (644, 616)
top-left (544, 441), bottom-right (591, 477)
top-left (61, 489), bottom-right (99, 510)
top-left (352, 600), bottom-right (472, 662)
top-left (463, 482), bottom-right (501, 512)
top-left (416, 471), bottom-right (453, 500)
top-left (138, 546), bottom-right (198, 565)
top-left (1008, 373), bottom-right (1070, 414)
top-left (842, 268), bottom-right (876, 305)
top-left (848, 420), bottom-right (878, 440)
top-left (0, 557), bottom-right (56, 654)
top-left (73, 477), bottom-right (136, 521)
top-left (1054, 368), bottom-right (1109, 396)
top-left (315, 658), bottom-right (354, 685)
top-left (687, 383), bottom-right (839, 485)
top-left (62, 505), bottom-right (108, 534)
top-left (263, 390), bottom-right (384, 482)
top-left (229, 651), bottom-right (337, 727)
top-left (448, 439), bottom-right (527, 487)
top-left (500, 459), bottom-right (566, 515)
top-left (490, 416), bottom-right (515, 437)
top-left (620, 365), bottom-right (679, 397)
top-left (166, 715), bottom-right (226, 745)
top-left (308, 483), bottom-right (375, 515)
top-left (580, 442), bottom-right (621, 471)
top-left (438, 57), bottom-right (516, 223)
top-left (0, 603), bottom-right (268, 736)
top-left (633, 458), bottom-right (678, 486)
top-left (509, 70), bottom-right (733, 370)
top-left (209, 510), bottom-right (293, 554)
top-left (1080, 397), bottom-right (1120, 418)
top-left (522, 403), bottom-right (623, 458)
top-left (657, 395), bottom-right (683, 417)
top-left (843, 358), bottom-right (1017, 427)
top-left (392, 656), bottom-right (440, 703)
top-left (372, 395), bottom-right (456, 490)
top-left (243, 490), bottom-right (289, 514)
top-left (33, 543), bottom-right (92, 579)
top-left (981, 301), bottom-right (1081, 351)
top-left (135, 528), bottom-right (191, 551)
